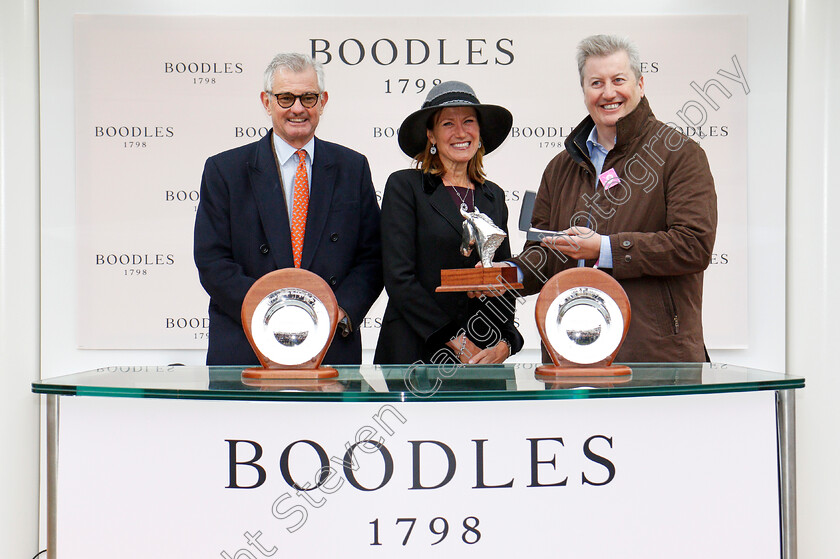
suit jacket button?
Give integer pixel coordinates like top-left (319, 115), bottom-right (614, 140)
top-left (329, 276), bottom-right (337, 286)
top-left (259, 244), bottom-right (269, 254)
top-left (622, 240), bottom-right (632, 248)
top-left (330, 233), bottom-right (339, 242)
top-left (624, 254), bottom-right (632, 263)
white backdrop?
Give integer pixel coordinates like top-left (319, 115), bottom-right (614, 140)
top-left (38, 1), bottom-right (788, 375)
top-left (74, 15), bottom-right (747, 353)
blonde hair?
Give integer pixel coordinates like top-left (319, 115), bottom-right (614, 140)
top-left (576, 35), bottom-right (641, 86)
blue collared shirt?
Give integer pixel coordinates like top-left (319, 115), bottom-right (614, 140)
top-left (508, 127), bottom-right (614, 281)
top-left (585, 127), bottom-right (613, 269)
top-left (272, 133), bottom-right (315, 222)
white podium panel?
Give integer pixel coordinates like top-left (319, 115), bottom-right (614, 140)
top-left (56, 391), bottom-right (780, 558)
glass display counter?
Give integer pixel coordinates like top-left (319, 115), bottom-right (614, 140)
top-left (34, 363), bottom-right (803, 558)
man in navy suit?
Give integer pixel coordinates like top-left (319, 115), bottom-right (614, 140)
top-left (194, 53), bottom-right (382, 365)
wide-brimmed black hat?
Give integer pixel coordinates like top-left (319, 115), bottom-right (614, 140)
top-left (398, 80), bottom-right (513, 158)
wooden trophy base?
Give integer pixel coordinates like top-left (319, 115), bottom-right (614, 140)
top-left (240, 268), bottom-right (341, 381)
top-left (241, 367), bottom-right (339, 380)
top-left (538, 375), bottom-right (633, 388)
top-left (241, 377), bottom-right (341, 391)
top-left (436, 266), bottom-right (523, 292)
top-left (535, 364), bottom-right (632, 377)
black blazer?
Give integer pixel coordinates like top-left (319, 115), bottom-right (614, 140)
top-left (374, 169), bottom-right (523, 364)
top-left (194, 134), bottom-right (383, 365)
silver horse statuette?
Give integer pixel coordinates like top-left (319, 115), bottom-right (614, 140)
top-left (459, 207), bottom-right (506, 268)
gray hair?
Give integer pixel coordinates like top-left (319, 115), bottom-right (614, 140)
top-left (263, 53), bottom-right (325, 93)
top-left (576, 35), bottom-right (641, 86)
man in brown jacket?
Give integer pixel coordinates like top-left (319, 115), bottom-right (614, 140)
top-left (509, 35), bottom-right (717, 362)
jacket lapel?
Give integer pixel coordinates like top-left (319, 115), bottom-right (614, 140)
top-left (425, 175), bottom-right (465, 235)
top-left (248, 134), bottom-right (294, 268)
top-left (301, 137), bottom-right (334, 269)
top-left (427, 174), bottom-right (497, 235)
top-left (474, 182), bottom-right (496, 215)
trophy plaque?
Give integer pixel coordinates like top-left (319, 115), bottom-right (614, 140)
top-left (436, 208), bottom-right (524, 292)
top-left (535, 268), bottom-right (632, 377)
top-left (241, 268), bottom-right (339, 380)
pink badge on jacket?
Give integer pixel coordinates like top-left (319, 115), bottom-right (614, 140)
top-left (599, 168), bottom-right (620, 190)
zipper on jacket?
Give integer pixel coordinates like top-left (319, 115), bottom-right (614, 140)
top-left (664, 280), bottom-right (680, 335)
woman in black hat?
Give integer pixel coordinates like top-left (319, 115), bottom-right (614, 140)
top-left (374, 81), bottom-right (523, 365)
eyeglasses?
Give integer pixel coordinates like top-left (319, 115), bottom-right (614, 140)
top-left (271, 92), bottom-right (321, 109)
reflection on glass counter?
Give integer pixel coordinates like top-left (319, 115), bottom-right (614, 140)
top-left (33, 363), bottom-right (803, 402)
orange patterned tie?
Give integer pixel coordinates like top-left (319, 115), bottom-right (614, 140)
top-left (290, 149), bottom-right (309, 268)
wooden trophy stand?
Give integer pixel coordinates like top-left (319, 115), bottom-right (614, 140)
top-left (535, 268), bottom-right (632, 378)
top-left (241, 377), bottom-right (343, 391)
top-left (436, 265), bottom-right (523, 293)
top-left (241, 268), bottom-right (339, 380)
top-left (539, 375), bottom-right (633, 388)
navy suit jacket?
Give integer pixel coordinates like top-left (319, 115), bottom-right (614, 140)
top-left (194, 134), bottom-right (383, 365)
